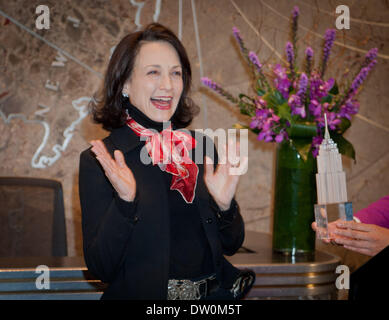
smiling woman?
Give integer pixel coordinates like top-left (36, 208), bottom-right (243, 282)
top-left (122, 41), bottom-right (184, 122)
top-left (79, 23), bottom-right (254, 300)
top-left (90, 23), bottom-right (198, 131)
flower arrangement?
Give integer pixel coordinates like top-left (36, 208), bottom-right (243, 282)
top-left (201, 6), bottom-right (378, 160)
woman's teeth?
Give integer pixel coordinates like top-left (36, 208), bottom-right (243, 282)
top-left (151, 97), bottom-right (172, 109)
top-left (151, 97), bottom-right (172, 102)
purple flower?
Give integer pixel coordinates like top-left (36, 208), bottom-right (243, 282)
top-left (287, 73), bottom-right (309, 119)
top-left (201, 77), bottom-right (238, 103)
top-left (275, 133), bottom-right (283, 143)
top-left (232, 27), bottom-right (242, 43)
top-left (288, 94), bottom-right (306, 118)
top-left (293, 107), bottom-right (306, 118)
top-left (250, 109), bottom-right (268, 129)
top-left (292, 6), bottom-right (299, 19)
top-left (349, 60), bottom-right (377, 96)
top-left (291, 6), bottom-right (300, 50)
top-left (339, 99), bottom-right (360, 120)
top-left (311, 136), bottom-right (324, 158)
top-left (248, 51), bottom-right (262, 73)
top-left (337, 58), bottom-right (377, 108)
top-left (250, 108), bottom-right (281, 142)
top-left (324, 29), bottom-right (336, 54)
top-left (297, 73), bottom-right (308, 103)
top-left (288, 94), bottom-right (300, 107)
top-left (201, 77), bottom-right (218, 90)
top-left (273, 64), bottom-right (287, 79)
top-left (325, 78), bottom-right (335, 91)
top-left (317, 111), bottom-right (341, 130)
top-left (257, 132), bottom-right (268, 141)
top-left (363, 48), bottom-right (378, 67)
top-left (310, 72), bottom-right (335, 102)
top-left (273, 64), bottom-right (291, 100)
top-left (308, 99), bottom-right (322, 117)
top-left (286, 41), bottom-right (295, 77)
top-left (275, 129), bottom-right (288, 143)
top-left (305, 47), bottom-right (314, 75)
top-left (306, 47), bottom-right (313, 61)
top-left (264, 134), bottom-right (274, 142)
top-left (291, 6), bottom-right (299, 52)
top-left (232, 26), bottom-right (249, 58)
top-left (320, 29), bottom-right (336, 77)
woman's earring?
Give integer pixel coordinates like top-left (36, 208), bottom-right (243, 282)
top-left (122, 92), bottom-right (129, 98)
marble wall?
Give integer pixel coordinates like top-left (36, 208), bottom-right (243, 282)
top-left (0, 0), bottom-right (388, 270)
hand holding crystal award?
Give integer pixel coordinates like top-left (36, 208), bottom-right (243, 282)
top-left (314, 114), bottom-right (353, 240)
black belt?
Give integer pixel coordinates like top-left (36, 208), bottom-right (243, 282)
top-left (167, 274), bottom-right (219, 300)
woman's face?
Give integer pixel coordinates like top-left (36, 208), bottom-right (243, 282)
top-left (124, 41), bottom-right (184, 123)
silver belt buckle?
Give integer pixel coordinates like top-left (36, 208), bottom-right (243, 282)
top-left (167, 277), bottom-right (212, 300)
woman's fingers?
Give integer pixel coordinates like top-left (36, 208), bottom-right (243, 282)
top-left (91, 140), bottom-right (107, 160)
top-left (233, 155), bottom-right (248, 176)
top-left (114, 150), bottom-right (126, 168)
top-left (90, 141), bottom-right (136, 202)
top-left (334, 227), bottom-right (372, 241)
top-left (95, 140), bottom-right (112, 160)
top-left (334, 236), bottom-right (371, 249)
top-left (91, 140), bottom-right (122, 178)
top-left (343, 245), bottom-right (373, 256)
top-left (91, 140), bottom-right (110, 159)
top-left (227, 139), bottom-right (239, 166)
top-left (204, 156), bottom-right (215, 182)
top-left (91, 140), bottom-right (120, 168)
top-left (336, 220), bottom-right (373, 232)
top-left (218, 142), bottom-right (227, 165)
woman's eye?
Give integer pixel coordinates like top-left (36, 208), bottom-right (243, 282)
top-left (147, 70), bottom-right (158, 75)
top-left (173, 71), bottom-right (182, 76)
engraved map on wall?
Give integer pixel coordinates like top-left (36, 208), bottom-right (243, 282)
top-left (0, 0), bottom-right (166, 169)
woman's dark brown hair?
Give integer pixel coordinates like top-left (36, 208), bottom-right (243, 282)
top-left (91, 23), bottom-right (199, 131)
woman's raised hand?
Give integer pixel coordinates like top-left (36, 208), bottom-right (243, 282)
top-left (90, 140), bottom-right (137, 202)
top-left (204, 139), bottom-right (248, 211)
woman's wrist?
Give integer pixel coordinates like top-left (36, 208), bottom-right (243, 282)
top-left (216, 200), bottom-right (231, 212)
top-left (119, 194), bottom-right (135, 202)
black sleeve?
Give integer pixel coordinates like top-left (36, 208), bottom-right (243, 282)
top-left (203, 135), bottom-right (245, 256)
top-left (79, 148), bottom-right (139, 283)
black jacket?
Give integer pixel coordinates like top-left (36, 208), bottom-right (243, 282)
top-left (79, 125), bottom-right (245, 299)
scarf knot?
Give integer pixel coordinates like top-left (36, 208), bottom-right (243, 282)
top-left (126, 117), bottom-right (199, 203)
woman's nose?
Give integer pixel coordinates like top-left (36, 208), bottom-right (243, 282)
top-left (160, 73), bottom-right (173, 90)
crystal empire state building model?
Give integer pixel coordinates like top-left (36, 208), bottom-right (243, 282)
top-left (314, 114), bottom-right (353, 240)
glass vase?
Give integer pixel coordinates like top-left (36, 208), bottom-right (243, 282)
top-left (272, 137), bottom-right (317, 255)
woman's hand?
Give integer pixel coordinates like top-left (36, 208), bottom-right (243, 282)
top-left (311, 219), bottom-right (349, 245)
top-left (90, 140), bottom-right (137, 202)
top-left (204, 139), bottom-right (248, 211)
top-left (333, 221), bottom-right (389, 256)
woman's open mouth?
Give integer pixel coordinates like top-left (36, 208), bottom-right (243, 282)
top-left (150, 97), bottom-right (173, 110)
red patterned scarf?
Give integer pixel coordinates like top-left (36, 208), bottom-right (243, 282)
top-left (126, 116), bottom-right (199, 203)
